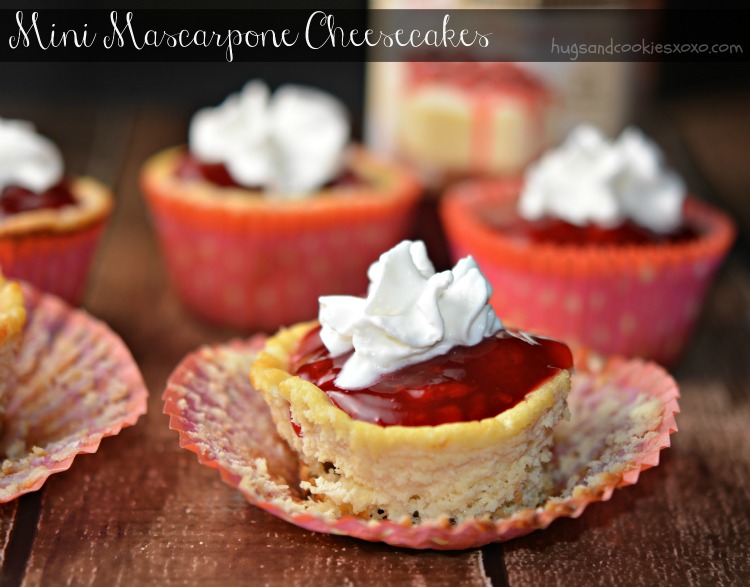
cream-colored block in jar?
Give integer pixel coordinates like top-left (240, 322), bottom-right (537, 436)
top-left (398, 87), bottom-right (473, 173)
top-left (490, 101), bottom-right (535, 175)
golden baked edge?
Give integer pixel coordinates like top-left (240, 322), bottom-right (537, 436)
top-left (0, 275), bottom-right (25, 341)
top-left (0, 177), bottom-right (113, 237)
top-left (141, 146), bottom-right (419, 209)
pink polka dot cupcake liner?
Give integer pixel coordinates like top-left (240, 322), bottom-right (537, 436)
top-left (440, 179), bottom-right (736, 365)
top-left (0, 283), bottom-right (148, 502)
top-left (0, 221), bottom-right (108, 307)
top-left (141, 148), bottom-right (421, 331)
top-left (163, 336), bottom-right (679, 550)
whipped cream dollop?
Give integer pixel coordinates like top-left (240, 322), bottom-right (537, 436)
top-left (189, 81), bottom-right (349, 196)
top-left (518, 124), bottom-right (686, 233)
top-left (319, 240), bottom-right (503, 390)
top-left (0, 118), bottom-right (63, 193)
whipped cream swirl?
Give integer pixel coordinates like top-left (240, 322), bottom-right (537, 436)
top-left (0, 118), bottom-right (63, 193)
top-left (518, 124), bottom-right (686, 233)
top-left (319, 240), bottom-right (503, 390)
top-left (189, 81), bottom-right (349, 196)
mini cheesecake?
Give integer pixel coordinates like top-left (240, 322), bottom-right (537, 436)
top-left (251, 321), bottom-right (572, 524)
top-left (140, 146), bottom-right (421, 331)
top-left (0, 177), bottom-right (113, 305)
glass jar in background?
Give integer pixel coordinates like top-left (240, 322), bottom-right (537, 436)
top-left (365, 0), bottom-right (656, 192)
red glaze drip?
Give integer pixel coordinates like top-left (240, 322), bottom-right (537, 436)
top-left (176, 152), bottom-right (364, 191)
top-left (501, 217), bottom-right (699, 247)
top-left (0, 181), bottom-right (76, 218)
top-left (290, 326), bottom-right (573, 427)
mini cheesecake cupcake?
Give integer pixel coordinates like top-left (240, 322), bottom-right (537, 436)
top-left (252, 240), bottom-right (572, 523)
top-left (441, 125), bottom-right (735, 364)
top-left (0, 272), bottom-right (25, 439)
top-left (141, 82), bottom-right (421, 331)
top-left (0, 118), bottom-right (113, 305)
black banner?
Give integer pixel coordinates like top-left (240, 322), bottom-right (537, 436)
top-left (1, 9), bottom-right (747, 62)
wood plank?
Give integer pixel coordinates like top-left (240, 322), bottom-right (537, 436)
top-left (24, 432), bottom-right (490, 587)
top-left (20, 108), bottom-right (491, 587)
top-left (0, 502), bottom-right (19, 570)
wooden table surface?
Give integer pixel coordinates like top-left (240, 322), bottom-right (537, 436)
top-left (0, 89), bottom-right (749, 587)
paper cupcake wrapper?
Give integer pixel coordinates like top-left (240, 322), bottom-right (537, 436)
top-left (441, 180), bottom-right (736, 364)
top-left (0, 222), bottom-right (107, 306)
top-left (164, 337), bottom-right (679, 550)
top-left (142, 153), bottom-right (421, 331)
top-left (0, 283), bottom-right (148, 503)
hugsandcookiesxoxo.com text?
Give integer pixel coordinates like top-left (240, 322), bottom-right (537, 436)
top-left (8, 10), bottom-right (492, 62)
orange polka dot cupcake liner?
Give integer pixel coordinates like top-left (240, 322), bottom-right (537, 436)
top-left (141, 148), bottom-right (421, 331)
top-left (440, 179), bottom-right (736, 365)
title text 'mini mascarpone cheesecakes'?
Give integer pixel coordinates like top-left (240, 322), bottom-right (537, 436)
top-left (0, 118), bottom-right (113, 305)
top-left (141, 81), bottom-right (421, 331)
top-left (251, 240), bottom-right (572, 523)
top-left (441, 124), bottom-right (735, 364)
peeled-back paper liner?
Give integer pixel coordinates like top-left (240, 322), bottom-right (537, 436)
top-left (164, 336), bottom-right (679, 550)
top-left (0, 283), bottom-right (148, 502)
top-left (141, 147), bottom-right (422, 331)
top-left (440, 179), bottom-right (735, 365)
